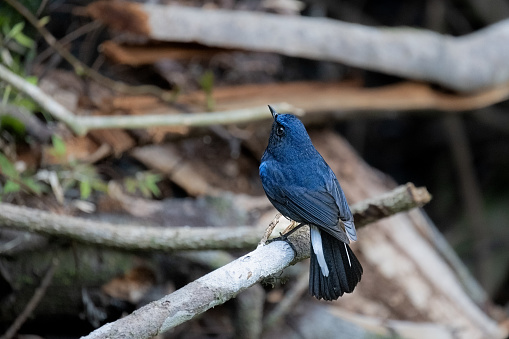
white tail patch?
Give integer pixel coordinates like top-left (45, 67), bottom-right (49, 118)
top-left (344, 243), bottom-right (352, 267)
top-left (310, 226), bottom-right (329, 276)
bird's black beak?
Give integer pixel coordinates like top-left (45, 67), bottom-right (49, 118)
top-left (268, 105), bottom-right (278, 120)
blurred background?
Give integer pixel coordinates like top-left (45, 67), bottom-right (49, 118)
top-left (0, 0), bottom-right (509, 338)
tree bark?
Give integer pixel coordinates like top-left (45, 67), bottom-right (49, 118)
top-left (88, 2), bottom-right (509, 92)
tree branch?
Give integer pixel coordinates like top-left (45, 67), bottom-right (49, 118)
top-left (0, 104), bottom-right (53, 141)
top-left (0, 62), bottom-right (297, 135)
top-left (3, 61), bottom-right (509, 136)
top-left (0, 183), bottom-right (430, 252)
top-left (87, 2), bottom-right (509, 92)
top-left (0, 184), bottom-right (432, 338)
top-left (4, 0), bottom-right (176, 102)
top-left (0, 63), bottom-right (85, 134)
top-left (79, 184), bottom-right (431, 339)
top-left (80, 241), bottom-right (295, 339)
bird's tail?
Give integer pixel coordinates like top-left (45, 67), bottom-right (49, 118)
top-left (309, 230), bottom-right (363, 300)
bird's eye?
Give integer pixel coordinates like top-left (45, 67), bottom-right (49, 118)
top-left (276, 126), bottom-right (285, 136)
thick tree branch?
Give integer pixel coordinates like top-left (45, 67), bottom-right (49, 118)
top-left (78, 184), bottom-right (431, 339)
top-left (0, 184), bottom-right (432, 338)
top-left (0, 183), bottom-right (430, 252)
top-left (81, 241), bottom-right (295, 339)
top-left (88, 2), bottom-right (509, 92)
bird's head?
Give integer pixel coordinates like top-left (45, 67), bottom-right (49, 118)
top-left (265, 105), bottom-right (315, 160)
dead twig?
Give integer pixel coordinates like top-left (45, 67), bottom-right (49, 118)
top-left (258, 213), bottom-right (282, 246)
top-left (0, 259), bottom-right (58, 339)
top-left (36, 21), bottom-right (103, 65)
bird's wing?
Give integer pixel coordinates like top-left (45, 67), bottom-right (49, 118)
top-left (325, 167), bottom-right (357, 241)
top-left (282, 186), bottom-right (350, 244)
top-left (260, 160), bottom-right (351, 243)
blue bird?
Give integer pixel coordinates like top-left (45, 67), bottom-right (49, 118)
top-left (259, 106), bottom-right (363, 300)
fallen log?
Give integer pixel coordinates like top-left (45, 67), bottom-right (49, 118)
top-left (88, 2), bottom-right (509, 92)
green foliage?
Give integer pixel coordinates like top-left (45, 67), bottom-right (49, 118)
top-left (45, 135), bottom-right (107, 200)
top-left (199, 70), bottom-right (216, 111)
top-left (0, 136), bottom-right (163, 203)
top-left (0, 18), bottom-right (35, 70)
top-left (123, 172), bottom-right (162, 198)
top-left (58, 163), bottom-right (108, 200)
top-left (49, 135), bottom-right (67, 158)
top-left (0, 13), bottom-right (39, 141)
top-left (0, 114), bottom-right (26, 137)
top-left (0, 152), bottom-right (43, 198)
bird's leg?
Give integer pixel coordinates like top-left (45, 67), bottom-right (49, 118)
top-left (281, 220), bottom-right (297, 235)
top-left (266, 222), bottom-right (305, 255)
top-left (267, 222), bottom-right (305, 244)
top-left (280, 222), bottom-right (305, 238)
top-left (258, 213), bottom-right (282, 247)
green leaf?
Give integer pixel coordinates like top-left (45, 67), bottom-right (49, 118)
top-left (5, 21), bottom-right (24, 41)
top-left (145, 174), bottom-right (161, 197)
top-left (1, 49), bottom-right (14, 68)
top-left (139, 183), bottom-right (150, 197)
top-left (199, 70), bottom-right (214, 93)
top-left (74, 65), bottom-right (85, 77)
top-left (80, 180), bottom-right (91, 200)
top-left (2, 85), bottom-right (12, 103)
top-left (0, 153), bottom-right (19, 178)
top-left (91, 180), bottom-right (107, 193)
top-left (13, 97), bottom-right (38, 112)
top-left (124, 178), bottom-right (137, 194)
top-left (0, 115), bottom-right (26, 136)
top-left (199, 70), bottom-right (215, 111)
top-left (13, 31), bottom-right (34, 48)
top-left (38, 16), bottom-right (50, 27)
top-left (50, 135), bottom-right (67, 157)
top-left (3, 180), bottom-right (20, 194)
top-left (1, 21), bottom-right (10, 36)
top-left (25, 76), bottom-right (38, 85)
top-left (22, 177), bottom-right (42, 195)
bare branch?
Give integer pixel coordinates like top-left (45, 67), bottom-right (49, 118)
top-left (81, 241), bottom-right (295, 339)
top-left (0, 183), bottom-right (430, 252)
top-left (79, 184), bottom-right (431, 339)
top-left (3, 60), bottom-right (509, 136)
top-left (0, 103), bottom-right (52, 142)
top-left (0, 63), bottom-right (297, 135)
top-left (0, 63), bottom-right (85, 134)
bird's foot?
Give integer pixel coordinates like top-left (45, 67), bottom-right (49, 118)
top-left (265, 222), bottom-right (305, 255)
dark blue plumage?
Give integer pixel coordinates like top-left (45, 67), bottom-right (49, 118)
top-left (260, 106), bottom-right (362, 300)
